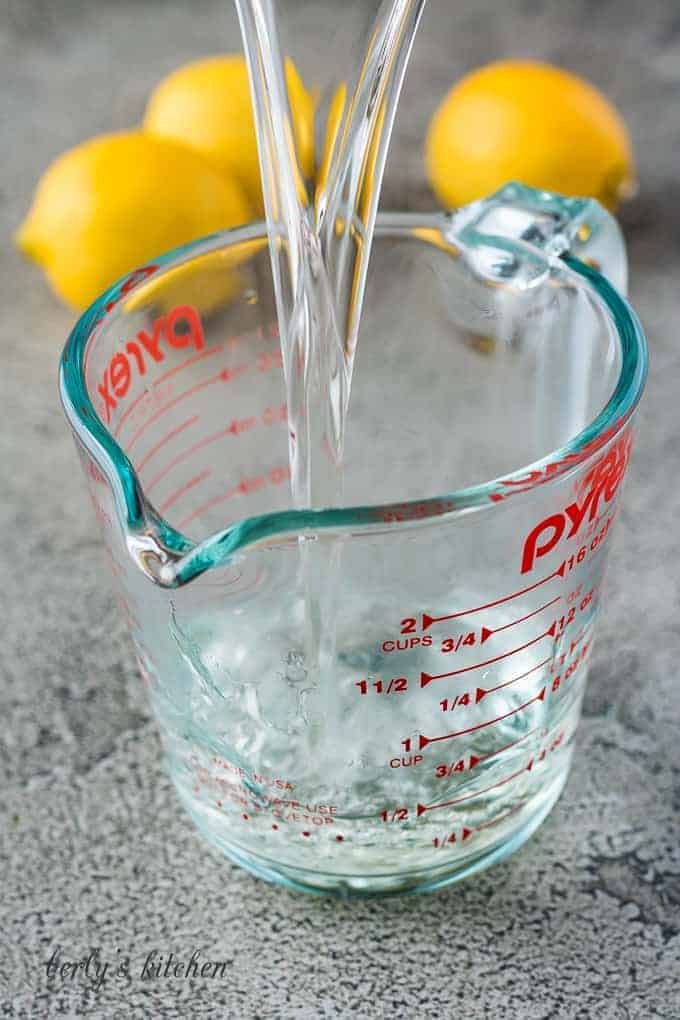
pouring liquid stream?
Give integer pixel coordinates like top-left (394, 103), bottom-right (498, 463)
top-left (235, 0), bottom-right (427, 721)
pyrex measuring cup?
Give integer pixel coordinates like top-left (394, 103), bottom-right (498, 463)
top-left (60, 184), bottom-right (646, 896)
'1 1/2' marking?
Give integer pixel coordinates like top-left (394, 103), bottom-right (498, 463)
top-left (355, 678), bottom-right (407, 696)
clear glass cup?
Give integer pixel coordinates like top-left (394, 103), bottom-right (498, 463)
top-left (60, 184), bottom-right (647, 896)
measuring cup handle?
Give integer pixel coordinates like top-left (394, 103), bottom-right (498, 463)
top-left (453, 181), bottom-right (628, 295)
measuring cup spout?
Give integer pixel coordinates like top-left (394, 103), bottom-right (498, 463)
top-left (61, 189), bottom-right (641, 593)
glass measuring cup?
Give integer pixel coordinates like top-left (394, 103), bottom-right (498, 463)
top-left (60, 183), bottom-right (646, 897)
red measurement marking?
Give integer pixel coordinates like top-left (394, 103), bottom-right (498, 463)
top-left (479, 596), bottom-right (561, 644)
top-left (433, 828), bottom-right (473, 847)
top-left (421, 622), bottom-right (556, 687)
top-left (242, 813), bottom-right (249, 821)
top-left (178, 464), bottom-right (291, 530)
top-left (355, 677), bottom-right (408, 696)
top-left (302, 831), bottom-right (311, 838)
top-left (421, 562), bottom-right (565, 631)
top-left (272, 824), bottom-right (279, 830)
top-left (570, 629), bottom-right (587, 653)
top-left (436, 730), bottom-right (546, 775)
top-left (335, 835), bottom-right (344, 842)
top-left (473, 726), bottom-right (540, 764)
top-left (475, 656), bottom-right (552, 704)
top-left (115, 348), bottom-right (222, 437)
top-left (158, 469), bottom-right (211, 514)
top-left (153, 344), bottom-right (223, 387)
top-left (136, 415), bottom-right (200, 473)
top-left (256, 350), bottom-right (283, 373)
top-left (435, 754), bottom-right (481, 777)
top-left (418, 687), bottom-right (546, 750)
top-left (379, 807), bottom-right (410, 823)
top-left (146, 420), bottom-right (256, 492)
top-left (177, 485), bottom-right (236, 528)
top-left (113, 386), bottom-right (151, 437)
top-left (474, 800), bottom-right (525, 834)
top-left (126, 365), bottom-right (247, 452)
top-left (417, 758), bottom-right (535, 816)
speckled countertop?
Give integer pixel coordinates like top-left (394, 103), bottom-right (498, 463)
top-left (2, 1), bottom-right (679, 1017)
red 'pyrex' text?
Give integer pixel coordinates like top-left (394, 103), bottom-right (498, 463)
top-left (97, 305), bottom-right (204, 423)
top-left (520, 430), bottom-right (632, 574)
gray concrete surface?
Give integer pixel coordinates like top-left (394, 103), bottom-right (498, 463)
top-left (1, 1), bottom-right (679, 1016)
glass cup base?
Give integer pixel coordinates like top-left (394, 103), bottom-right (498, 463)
top-left (179, 768), bottom-right (569, 898)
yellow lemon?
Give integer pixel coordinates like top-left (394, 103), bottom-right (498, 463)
top-left (15, 131), bottom-right (252, 311)
top-left (124, 239), bottom-right (268, 316)
top-left (426, 61), bottom-right (635, 211)
top-left (143, 55), bottom-right (315, 211)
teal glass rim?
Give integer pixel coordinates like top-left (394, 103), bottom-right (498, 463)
top-left (59, 213), bottom-right (648, 586)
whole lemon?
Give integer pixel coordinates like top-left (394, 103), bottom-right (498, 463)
top-left (143, 55), bottom-right (315, 211)
top-left (15, 132), bottom-right (252, 310)
top-left (426, 60), bottom-right (635, 210)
